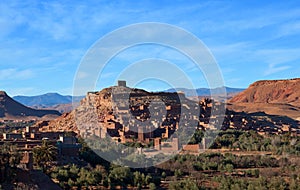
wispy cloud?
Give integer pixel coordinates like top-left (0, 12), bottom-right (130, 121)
top-left (253, 48), bottom-right (300, 76)
top-left (0, 1), bottom-right (300, 95)
top-left (276, 21), bottom-right (300, 37)
top-left (0, 68), bottom-right (34, 80)
top-left (264, 64), bottom-right (290, 76)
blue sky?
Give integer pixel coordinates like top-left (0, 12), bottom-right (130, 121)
top-left (1, 0), bottom-right (300, 96)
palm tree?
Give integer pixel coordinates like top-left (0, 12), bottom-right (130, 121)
top-left (0, 143), bottom-right (21, 182)
top-left (33, 140), bottom-right (57, 170)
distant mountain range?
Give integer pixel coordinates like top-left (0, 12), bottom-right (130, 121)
top-left (2, 78), bottom-right (299, 122)
top-left (164, 86), bottom-right (245, 97)
top-left (0, 91), bottom-right (60, 119)
top-left (13, 87), bottom-right (245, 110)
top-left (12, 87), bottom-right (245, 110)
top-left (13, 93), bottom-right (84, 108)
top-left (40, 81), bottom-right (300, 134)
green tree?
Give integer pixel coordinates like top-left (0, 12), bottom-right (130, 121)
top-left (108, 166), bottom-right (133, 188)
top-left (33, 140), bottom-right (57, 170)
top-left (93, 165), bottom-right (104, 184)
top-left (149, 182), bottom-right (156, 190)
top-left (174, 169), bottom-right (183, 178)
top-left (189, 129), bottom-right (204, 144)
top-left (161, 171), bottom-right (167, 180)
top-left (56, 168), bottom-right (69, 182)
top-left (225, 164), bottom-right (234, 173)
top-left (145, 174), bottom-right (152, 185)
top-left (133, 171), bottom-right (145, 188)
top-left (0, 143), bottom-right (21, 182)
top-left (77, 168), bottom-right (95, 186)
top-left (69, 164), bottom-right (79, 180)
top-left (169, 179), bottom-right (199, 190)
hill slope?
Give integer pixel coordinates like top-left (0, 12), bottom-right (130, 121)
top-left (40, 86), bottom-right (190, 133)
top-left (230, 78), bottom-right (300, 106)
top-left (229, 78), bottom-right (300, 120)
top-left (40, 86), bottom-right (300, 136)
top-left (0, 91), bottom-right (61, 119)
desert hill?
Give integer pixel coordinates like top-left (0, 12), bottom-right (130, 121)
top-left (40, 85), bottom-right (300, 136)
top-left (40, 86), bottom-right (191, 133)
top-left (230, 78), bottom-right (300, 106)
top-left (0, 91), bottom-right (61, 119)
top-left (229, 78), bottom-right (300, 120)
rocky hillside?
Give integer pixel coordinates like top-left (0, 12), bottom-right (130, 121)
top-left (40, 85), bottom-right (300, 136)
top-left (230, 78), bottom-right (300, 106)
top-left (40, 87), bottom-right (125, 133)
top-left (40, 86), bottom-right (187, 133)
top-left (0, 91), bottom-right (61, 119)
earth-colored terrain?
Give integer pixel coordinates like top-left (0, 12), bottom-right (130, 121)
top-left (230, 78), bottom-right (300, 106)
top-left (228, 78), bottom-right (300, 120)
top-left (40, 80), bottom-right (300, 135)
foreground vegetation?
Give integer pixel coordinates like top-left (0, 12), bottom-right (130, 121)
top-left (0, 144), bottom-right (21, 183)
top-left (47, 130), bottom-right (300, 189)
top-left (1, 130), bottom-right (300, 189)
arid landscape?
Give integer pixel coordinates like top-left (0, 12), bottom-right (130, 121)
top-left (228, 78), bottom-right (300, 120)
top-left (1, 78), bottom-right (300, 189)
top-left (1, 1), bottom-right (300, 189)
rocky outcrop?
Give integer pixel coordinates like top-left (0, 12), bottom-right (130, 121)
top-left (40, 87), bottom-right (121, 133)
top-left (40, 86), bottom-right (187, 133)
top-left (40, 84), bottom-right (300, 137)
top-left (229, 78), bottom-right (300, 107)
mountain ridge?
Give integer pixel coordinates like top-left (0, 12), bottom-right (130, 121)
top-left (12, 87), bottom-right (244, 110)
top-left (228, 78), bottom-right (300, 120)
top-left (40, 84), bottom-right (300, 134)
top-left (0, 90), bottom-right (61, 119)
top-left (13, 93), bottom-right (84, 107)
top-left (229, 78), bottom-right (300, 107)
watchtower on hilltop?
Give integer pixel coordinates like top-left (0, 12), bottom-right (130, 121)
top-left (118, 80), bottom-right (127, 87)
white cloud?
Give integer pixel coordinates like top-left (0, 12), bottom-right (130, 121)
top-left (0, 0), bottom-right (300, 95)
top-left (256, 48), bottom-right (300, 65)
top-left (253, 48), bottom-right (300, 76)
top-left (0, 68), bottom-right (34, 80)
top-left (277, 21), bottom-right (300, 37)
top-left (264, 65), bottom-right (291, 76)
